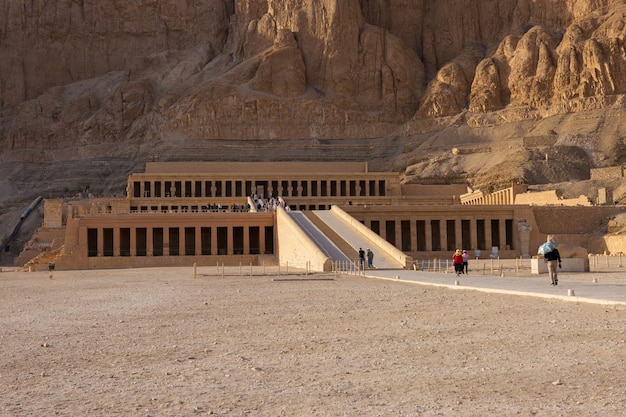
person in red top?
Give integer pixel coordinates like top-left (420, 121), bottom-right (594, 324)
top-left (452, 249), bottom-right (464, 276)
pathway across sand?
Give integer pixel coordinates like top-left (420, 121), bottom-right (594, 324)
top-left (365, 268), bottom-right (626, 306)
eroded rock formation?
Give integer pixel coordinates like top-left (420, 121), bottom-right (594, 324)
top-left (2, 0), bottom-right (626, 190)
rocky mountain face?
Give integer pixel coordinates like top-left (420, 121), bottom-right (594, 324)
top-left (3, 0), bottom-right (626, 260)
top-left (3, 1), bottom-right (626, 146)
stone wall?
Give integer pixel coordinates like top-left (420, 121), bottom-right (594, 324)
top-left (145, 161), bottom-right (370, 174)
top-left (402, 184), bottom-right (467, 198)
top-left (532, 206), bottom-right (626, 235)
top-left (590, 166), bottom-right (625, 180)
top-left (522, 135), bottom-right (557, 147)
top-left (515, 190), bottom-right (591, 206)
top-left (43, 200), bottom-right (64, 228)
top-left (588, 235), bottom-right (626, 255)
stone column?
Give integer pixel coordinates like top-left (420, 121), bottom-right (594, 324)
top-left (470, 219), bottom-right (478, 252)
top-left (410, 218), bottom-right (417, 252)
top-left (439, 219), bottom-right (447, 252)
top-left (163, 230), bottom-right (170, 256)
top-left (297, 181), bottom-right (303, 197)
top-left (178, 227), bottom-right (187, 256)
top-left (423, 220), bottom-right (431, 251)
top-left (227, 226), bottom-right (234, 255)
top-left (499, 219), bottom-right (507, 250)
top-left (379, 218), bottom-right (387, 241)
top-left (97, 227), bottom-right (104, 257)
top-left (395, 217), bottom-right (402, 250)
top-left (259, 226), bottom-right (266, 255)
top-left (485, 220), bottom-right (493, 251)
top-left (113, 228), bottom-right (121, 256)
top-left (243, 226), bottom-right (250, 255)
top-left (455, 219), bottom-right (462, 250)
top-left (195, 227), bottom-right (202, 256)
top-left (147, 227), bottom-right (153, 256)
top-left (130, 227), bottom-right (137, 256)
top-left (211, 226), bottom-right (218, 255)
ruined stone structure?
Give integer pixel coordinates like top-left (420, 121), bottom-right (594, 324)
top-left (590, 165), bottom-right (626, 181)
top-left (460, 184), bottom-right (528, 205)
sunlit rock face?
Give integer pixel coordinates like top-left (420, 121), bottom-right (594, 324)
top-left (2, 0), bottom-right (626, 175)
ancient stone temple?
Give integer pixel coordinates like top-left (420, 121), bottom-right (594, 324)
top-left (21, 162), bottom-right (624, 271)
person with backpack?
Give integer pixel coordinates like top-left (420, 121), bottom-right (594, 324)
top-left (544, 248), bottom-right (562, 285)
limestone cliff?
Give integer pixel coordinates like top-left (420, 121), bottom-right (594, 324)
top-left (2, 0), bottom-right (626, 220)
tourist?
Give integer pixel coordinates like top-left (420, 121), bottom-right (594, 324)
top-left (358, 248), bottom-right (365, 268)
top-left (366, 248), bottom-right (374, 268)
top-left (544, 247), bottom-right (562, 285)
top-left (452, 249), bottom-right (464, 276)
top-left (462, 249), bottom-right (469, 274)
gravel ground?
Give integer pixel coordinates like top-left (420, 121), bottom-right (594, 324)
top-left (0, 267), bottom-right (625, 416)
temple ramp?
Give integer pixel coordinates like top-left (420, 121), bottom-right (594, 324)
top-left (286, 211), bottom-right (352, 263)
top-left (310, 208), bottom-right (410, 269)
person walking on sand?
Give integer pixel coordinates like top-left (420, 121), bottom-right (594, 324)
top-left (462, 250), bottom-right (469, 274)
top-left (452, 249), bottom-right (464, 276)
top-left (544, 247), bottom-right (562, 285)
top-left (366, 248), bottom-right (374, 268)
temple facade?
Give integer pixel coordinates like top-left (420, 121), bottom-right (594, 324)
top-left (21, 162), bottom-right (621, 271)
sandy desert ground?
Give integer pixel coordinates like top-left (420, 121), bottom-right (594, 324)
top-left (0, 266), bottom-right (625, 417)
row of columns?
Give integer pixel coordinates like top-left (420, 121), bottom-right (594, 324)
top-left (90, 225), bottom-right (271, 257)
top-left (132, 179), bottom-right (386, 199)
top-left (463, 189), bottom-right (514, 205)
top-left (369, 217), bottom-right (511, 252)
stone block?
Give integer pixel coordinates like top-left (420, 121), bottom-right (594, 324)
top-left (531, 257), bottom-right (589, 274)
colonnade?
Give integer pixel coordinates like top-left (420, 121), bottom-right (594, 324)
top-left (130, 178), bottom-right (388, 199)
top-left (86, 224), bottom-right (275, 258)
top-left (363, 216), bottom-right (514, 253)
top-left (461, 189), bottom-right (515, 205)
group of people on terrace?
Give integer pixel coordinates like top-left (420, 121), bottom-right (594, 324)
top-left (252, 195), bottom-right (286, 212)
top-left (202, 203), bottom-right (251, 212)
